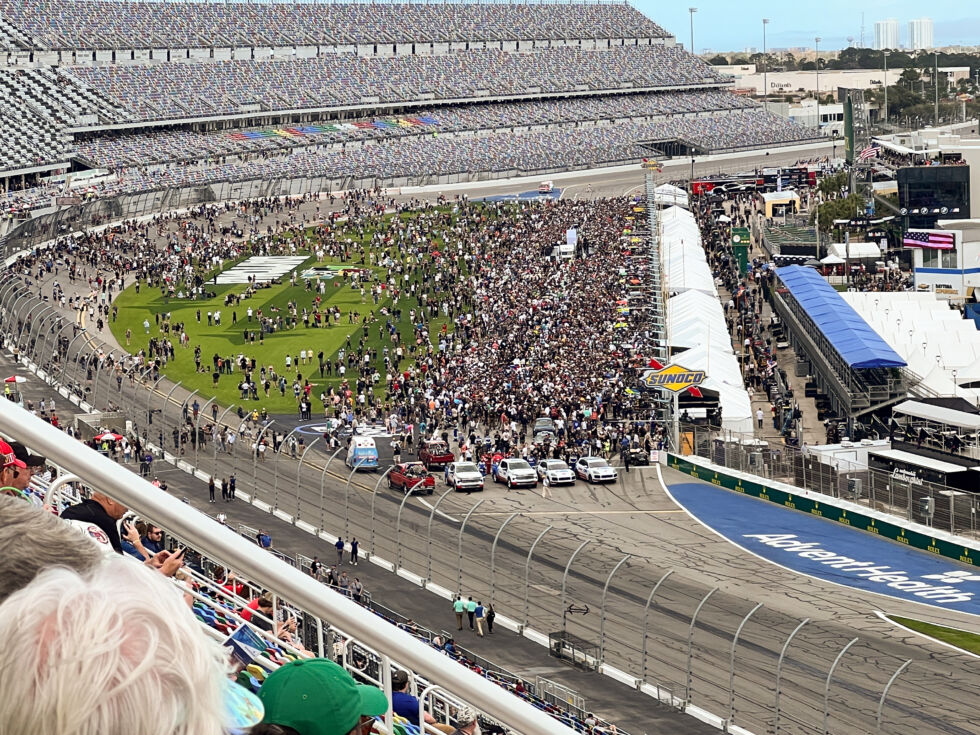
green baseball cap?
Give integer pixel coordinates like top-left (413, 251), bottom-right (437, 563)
top-left (258, 659), bottom-right (389, 735)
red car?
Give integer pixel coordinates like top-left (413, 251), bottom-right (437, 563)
top-left (388, 462), bottom-right (435, 495)
top-left (419, 440), bottom-right (454, 470)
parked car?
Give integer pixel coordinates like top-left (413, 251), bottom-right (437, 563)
top-left (388, 462), bottom-right (435, 495)
top-left (536, 459), bottom-right (576, 486)
top-left (574, 456), bottom-right (618, 483)
top-left (419, 439), bottom-right (454, 470)
top-left (532, 416), bottom-right (556, 435)
top-left (445, 461), bottom-right (485, 493)
top-left (493, 458), bottom-right (538, 488)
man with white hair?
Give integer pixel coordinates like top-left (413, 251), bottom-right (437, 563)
top-left (449, 707), bottom-right (481, 735)
top-left (0, 553), bottom-right (263, 735)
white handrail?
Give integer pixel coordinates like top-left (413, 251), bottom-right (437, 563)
top-left (0, 401), bottom-right (576, 735)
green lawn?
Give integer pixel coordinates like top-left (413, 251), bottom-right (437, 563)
top-left (888, 615), bottom-right (980, 656)
top-left (109, 210), bottom-right (464, 414)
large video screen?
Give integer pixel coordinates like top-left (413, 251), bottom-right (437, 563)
top-left (897, 166), bottom-right (970, 229)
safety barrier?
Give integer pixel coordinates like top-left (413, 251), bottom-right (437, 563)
top-left (667, 453), bottom-right (979, 566)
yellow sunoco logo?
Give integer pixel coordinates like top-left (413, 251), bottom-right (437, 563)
top-left (641, 365), bottom-right (707, 393)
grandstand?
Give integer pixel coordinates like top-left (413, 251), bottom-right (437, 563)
top-left (0, 1), bottom-right (822, 219)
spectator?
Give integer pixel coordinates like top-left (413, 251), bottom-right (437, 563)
top-left (391, 669), bottom-right (456, 734)
top-left (257, 529), bottom-right (273, 548)
top-left (0, 555), bottom-right (263, 735)
top-left (0, 438), bottom-right (29, 497)
top-left (450, 707), bottom-right (481, 735)
top-left (61, 490), bottom-right (129, 553)
top-left (0, 494), bottom-right (102, 603)
top-left (142, 524), bottom-right (165, 554)
top-left (241, 594), bottom-right (275, 631)
top-left (253, 658), bottom-right (388, 735)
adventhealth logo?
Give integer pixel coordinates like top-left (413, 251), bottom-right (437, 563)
top-left (744, 534), bottom-right (974, 604)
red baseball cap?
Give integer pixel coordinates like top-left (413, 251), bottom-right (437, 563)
top-left (0, 440), bottom-right (27, 469)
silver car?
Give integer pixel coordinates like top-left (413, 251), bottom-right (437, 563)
top-left (445, 461), bottom-right (484, 492)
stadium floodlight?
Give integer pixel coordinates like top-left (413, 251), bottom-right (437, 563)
top-left (762, 19), bottom-right (770, 112)
top-left (688, 7), bottom-right (697, 56)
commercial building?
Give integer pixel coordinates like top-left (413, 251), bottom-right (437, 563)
top-left (909, 18), bottom-right (935, 51)
top-left (874, 19), bottom-right (899, 51)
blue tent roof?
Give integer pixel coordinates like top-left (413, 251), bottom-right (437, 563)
top-left (776, 266), bottom-right (907, 369)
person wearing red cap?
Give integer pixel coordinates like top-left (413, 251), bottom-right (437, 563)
top-left (0, 439), bottom-right (29, 498)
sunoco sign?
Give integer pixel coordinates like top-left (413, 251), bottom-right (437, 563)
top-left (641, 364), bottom-right (707, 394)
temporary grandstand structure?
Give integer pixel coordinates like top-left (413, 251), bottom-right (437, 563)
top-left (772, 265), bottom-right (907, 420)
top-left (0, 403), bottom-right (574, 735)
top-left (841, 291), bottom-right (980, 402)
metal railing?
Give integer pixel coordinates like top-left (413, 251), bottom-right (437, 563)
top-left (679, 422), bottom-right (980, 539)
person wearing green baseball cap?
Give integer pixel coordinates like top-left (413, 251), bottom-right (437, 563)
top-left (253, 658), bottom-right (389, 735)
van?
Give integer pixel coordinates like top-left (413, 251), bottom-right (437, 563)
top-left (346, 435), bottom-right (379, 470)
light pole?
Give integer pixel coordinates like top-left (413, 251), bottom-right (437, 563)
top-left (762, 19), bottom-right (769, 112)
top-left (815, 37), bottom-right (821, 135)
top-left (934, 53), bottom-right (940, 125)
top-left (882, 50), bottom-right (891, 126)
top-left (688, 7), bottom-right (697, 56)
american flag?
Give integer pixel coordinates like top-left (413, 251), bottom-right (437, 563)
top-left (858, 144), bottom-right (881, 161)
top-left (903, 229), bottom-right (956, 249)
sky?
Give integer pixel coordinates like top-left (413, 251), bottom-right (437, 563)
top-left (642, 1), bottom-right (980, 53)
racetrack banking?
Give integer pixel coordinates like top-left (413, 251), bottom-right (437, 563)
top-left (745, 534), bottom-right (973, 603)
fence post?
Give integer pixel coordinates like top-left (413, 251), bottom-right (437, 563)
top-left (368, 464), bottom-right (396, 559)
top-left (193, 396), bottom-right (216, 469)
top-left (212, 403), bottom-right (236, 478)
top-left (250, 420), bottom-right (275, 503)
top-left (598, 554), bottom-right (631, 664)
top-left (344, 459), bottom-right (366, 538)
top-left (293, 437), bottom-right (320, 523)
top-left (394, 485), bottom-right (415, 572)
top-left (774, 618), bottom-right (810, 735)
top-left (457, 498), bottom-right (486, 594)
top-left (162, 380), bottom-right (182, 429)
top-left (559, 540), bottom-right (590, 633)
top-left (823, 638), bottom-right (859, 735)
top-left (876, 660), bottom-right (913, 735)
top-left (728, 602), bottom-right (764, 724)
top-left (522, 525), bottom-right (555, 630)
top-left (490, 512), bottom-right (520, 607)
top-left (425, 489), bottom-right (453, 583)
top-left (61, 330), bottom-right (87, 386)
top-left (272, 426), bottom-right (303, 511)
top-left (146, 375), bottom-right (164, 426)
top-left (640, 569), bottom-right (674, 681)
top-left (317, 445), bottom-right (344, 535)
top-left (685, 587), bottom-right (719, 703)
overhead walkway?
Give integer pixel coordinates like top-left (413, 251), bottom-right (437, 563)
top-left (771, 265), bottom-right (907, 420)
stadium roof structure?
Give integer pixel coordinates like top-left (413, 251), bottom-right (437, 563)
top-left (776, 265), bottom-right (906, 369)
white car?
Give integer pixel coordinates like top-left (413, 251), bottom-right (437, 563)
top-left (575, 457), bottom-right (618, 483)
top-left (536, 459), bottom-right (576, 486)
top-left (494, 458), bottom-right (538, 488)
top-left (445, 462), bottom-right (484, 492)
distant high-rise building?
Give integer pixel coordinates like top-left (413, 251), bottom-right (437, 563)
top-left (874, 19), bottom-right (899, 50)
top-left (909, 18), bottom-right (934, 50)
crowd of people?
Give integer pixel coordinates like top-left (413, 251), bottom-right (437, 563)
top-left (2, 106), bottom-right (819, 217)
top-left (0, 0), bottom-right (668, 51)
top-left (78, 89), bottom-right (758, 169)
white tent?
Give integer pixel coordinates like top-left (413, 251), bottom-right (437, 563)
top-left (828, 242), bottom-right (882, 260)
top-left (654, 184), bottom-right (689, 209)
